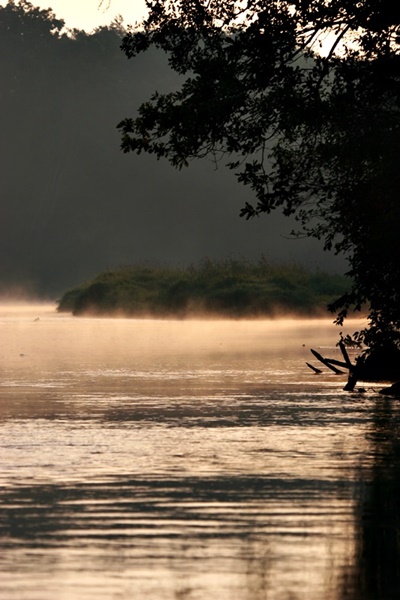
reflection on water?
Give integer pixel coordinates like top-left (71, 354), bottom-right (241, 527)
top-left (340, 401), bottom-right (400, 600)
top-left (1, 305), bottom-right (400, 599)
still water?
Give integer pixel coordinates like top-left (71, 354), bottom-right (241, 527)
top-left (1, 305), bottom-right (400, 600)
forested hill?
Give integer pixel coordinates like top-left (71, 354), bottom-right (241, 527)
top-left (0, 1), bottom-right (344, 298)
top-left (57, 260), bottom-right (350, 318)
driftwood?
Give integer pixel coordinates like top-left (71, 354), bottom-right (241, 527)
top-left (310, 348), bottom-right (346, 374)
top-left (306, 362), bottom-right (322, 374)
top-left (307, 340), bottom-right (400, 392)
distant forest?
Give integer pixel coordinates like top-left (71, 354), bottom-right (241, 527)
top-left (57, 259), bottom-right (350, 318)
top-left (0, 2), bottom-right (172, 295)
top-left (0, 1), bottom-right (345, 298)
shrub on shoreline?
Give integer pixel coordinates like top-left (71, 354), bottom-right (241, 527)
top-left (57, 258), bottom-right (350, 318)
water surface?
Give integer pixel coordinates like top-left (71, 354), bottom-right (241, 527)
top-left (1, 305), bottom-right (400, 599)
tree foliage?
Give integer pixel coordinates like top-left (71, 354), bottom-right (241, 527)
top-left (57, 258), bottom-right (348, 318)
top-left (118, 0), bottom-right (400, 350)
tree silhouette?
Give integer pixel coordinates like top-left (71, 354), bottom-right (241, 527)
top-left (118, 0), bottom-right (400, 354)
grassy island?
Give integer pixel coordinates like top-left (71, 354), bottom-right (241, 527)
top-left (57, 258), bottom-right (349, 318)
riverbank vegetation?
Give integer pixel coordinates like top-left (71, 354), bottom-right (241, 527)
top-left (57, 259), bottom-right (349, 318)
top-left (119, 1), bottom-right (400, 351)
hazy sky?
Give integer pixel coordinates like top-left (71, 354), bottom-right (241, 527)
top-left (0, 1), bottom-right (347, 298)
top-left (1, 0), bottom-right (148, 30)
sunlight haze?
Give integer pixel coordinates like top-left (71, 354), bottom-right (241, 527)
top-left (1, 0), bottom-right (148, 30)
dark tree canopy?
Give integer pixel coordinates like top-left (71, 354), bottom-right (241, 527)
top-left (118, 0), bottom-right (400, 352)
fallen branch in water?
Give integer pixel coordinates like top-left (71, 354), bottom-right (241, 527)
top-left (309, 348), bottom-right (346, 375)
top-left (306, 362), bottom-right (322, 374)
top-left (306, 340), bottom-right (400, 393)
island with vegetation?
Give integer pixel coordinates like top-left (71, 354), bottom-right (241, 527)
top-left (57, 258), bottom-right (349, 318)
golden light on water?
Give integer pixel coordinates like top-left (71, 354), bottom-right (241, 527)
top-left (0, 304), bottom-right (393, 600)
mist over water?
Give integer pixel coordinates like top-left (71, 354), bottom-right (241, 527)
top-left (1, 305), bottom-right (400, 600)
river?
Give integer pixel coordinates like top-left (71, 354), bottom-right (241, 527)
top-left (1, 305), bottom-right (400, 600)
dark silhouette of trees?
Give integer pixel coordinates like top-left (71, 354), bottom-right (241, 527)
top-left (3, 0), bottom-right (311, 297)
top-left (0, 1), bottom-right (131, 293)
top-left (118, 0), bottom-right (400, 356)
